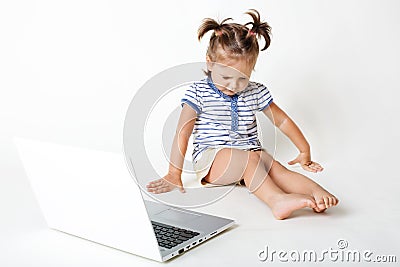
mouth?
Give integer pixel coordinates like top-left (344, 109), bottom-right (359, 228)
top-left (222, 87), bottom-right (237, 94)
top-left (216, 85), bottom-right (239, 95)
top-left (222, 90), bottom-right (236, 96)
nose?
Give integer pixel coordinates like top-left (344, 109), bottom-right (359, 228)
top-left (228, 80), bottom-right (240, 92)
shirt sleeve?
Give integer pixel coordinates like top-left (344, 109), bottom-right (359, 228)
top-left (255, 83), bottom-right (273, 111)
top-left (181, 83), bottom-right (203, 114)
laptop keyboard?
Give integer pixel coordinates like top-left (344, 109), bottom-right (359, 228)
top-left (151, 221), bottom-right (200, 249)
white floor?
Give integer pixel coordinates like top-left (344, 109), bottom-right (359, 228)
top-left (1, 1), bottom-right (400, 266)
top-left (1, 133), bottom-right (399, 267)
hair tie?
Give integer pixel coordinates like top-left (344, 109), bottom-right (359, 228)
top-left (214, 30), bottom-right (222, 36)
top-left (248, 30), bottom-right (256, 36)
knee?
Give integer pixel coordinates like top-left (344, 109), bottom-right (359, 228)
top-left (242, 152), bottom-right (263, 183)
top-left (270, 159), bottom-right (289, 177)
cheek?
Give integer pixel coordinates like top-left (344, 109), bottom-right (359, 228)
top-left (211, 75), bottom-right (223, 86)
top-left (214, 78), bottom-right (231, 89)
top-left (238, 81), bottom-right (249, 91)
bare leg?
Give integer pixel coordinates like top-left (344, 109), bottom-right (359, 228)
top-left (254, 150), bottom-right (339, 212)
top-left (204, 148), bottom-right (317, 219)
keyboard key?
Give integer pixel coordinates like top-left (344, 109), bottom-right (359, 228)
top-left (151, 221), bottom-right (200, 249)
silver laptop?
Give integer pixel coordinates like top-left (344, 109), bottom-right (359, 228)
top-left (13, 137), bottom-right (235, 262)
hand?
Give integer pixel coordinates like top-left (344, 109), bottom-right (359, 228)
top-left (288, 152), bottom-right (324, 173)
top-left (146, 173), bottom-right (185, 194)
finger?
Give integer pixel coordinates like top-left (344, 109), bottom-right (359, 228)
top-left (153, 188), bottom-right (163, 194)
top-left (156, 187), bottom-right (169, 194)
top-left (146, 181), bottom-right (159, 189)
top-left (147, 179), bottom-right (164, 187)
top-left (146, 183), bottom-right (159, 189)
top-left (148, 187), bottom-right (160, 193)
top-left (310, 162), bottom-right (323, 170)
top-left (146, 181), bottom-right (158, 188)
top-left (308, 164), bottom-right (322, 172)
top-left (312, 162), bottom-right (322, 168)
top-left (312, 162), bottom-right (324, 171)
top-left (303, 165), bottom-right (317, 173)
top-left (306, 162), bottom-right (323, 172)
top-left (147, 184), bottom-right (164, 192)
top-left (147, 181), bottom-right (164, 189)
top-left (148, 182), bottom-right (169, 192)
top-left (288, 160), bottom-right (297, 165)
top-left (312, 166), bottom-right (323, 172)
top-left (179, 186), bottom-right (186, 193)
top-left (153, 185), bottom-right (172, 194)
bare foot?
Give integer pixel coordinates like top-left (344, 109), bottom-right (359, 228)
top-left (311, 187), bottom-right (339, 212)
top-left (146, 173), bottom-right (185, 194)
top-left (270, 193), bottom-right (317, 220)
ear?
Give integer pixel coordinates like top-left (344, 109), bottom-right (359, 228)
top-left (206, 55), bottom-right (214, 72)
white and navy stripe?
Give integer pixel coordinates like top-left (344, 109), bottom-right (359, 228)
top-left (181, 77), bottom-right (273, 162)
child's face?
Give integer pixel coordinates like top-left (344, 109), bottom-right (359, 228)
top-left (207, 58), bottom-right (254, 96)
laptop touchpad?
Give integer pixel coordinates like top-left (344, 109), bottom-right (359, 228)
top-left (156, 208), bottom-right (200, 223)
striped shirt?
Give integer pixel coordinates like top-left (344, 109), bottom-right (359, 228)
top-left (181, 77), bottom-right (273, 163)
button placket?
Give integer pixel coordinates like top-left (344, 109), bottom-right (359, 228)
top-left (231, 95), bottom-right (239, 131)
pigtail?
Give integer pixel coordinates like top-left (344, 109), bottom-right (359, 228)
top-left (198, 9), bottom-right (271, 68)
top-left (244, 9), bottom-right (272, 51)
top-left (198, 17), bottom-right (233, 41)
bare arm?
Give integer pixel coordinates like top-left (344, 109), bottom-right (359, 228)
top-left (262, 102), bottom-right (323, 172)
top-left (147, 104), bottom-right (197, 193)
top-left (168, 104), bottom-right (197, 176)
top-left (263, 102), bottom-right (310, 153)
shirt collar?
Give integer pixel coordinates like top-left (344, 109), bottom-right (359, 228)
top-left (206, 76), bottom-right (240, 100)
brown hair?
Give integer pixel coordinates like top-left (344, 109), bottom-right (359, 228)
top-left (198, 9), bottom-right (272, 71)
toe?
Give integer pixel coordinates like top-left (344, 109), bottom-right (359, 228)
top-left (327, 197), bottom-right (332, 207)
top-left (323, 196), bottom-right (330, 209)
top-left (315, 199), bottom-right (326, 210)
top-left (329, 196), bottom-right (336, 207)
top-left (307, 198), bottom-right (317, 209)
top-left (313, 207), bottom-right (326, 213)
top-left (333, 196), bottom-right (339, 206)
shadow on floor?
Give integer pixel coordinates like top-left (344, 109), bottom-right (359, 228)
top-left (289, 205), bottom-right (349, 219)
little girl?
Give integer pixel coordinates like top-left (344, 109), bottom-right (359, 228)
top-left (146, 9), bottom-right (338, 220)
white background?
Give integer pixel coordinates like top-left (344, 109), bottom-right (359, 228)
top-left (1, 0), bottom-right (400, 266)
